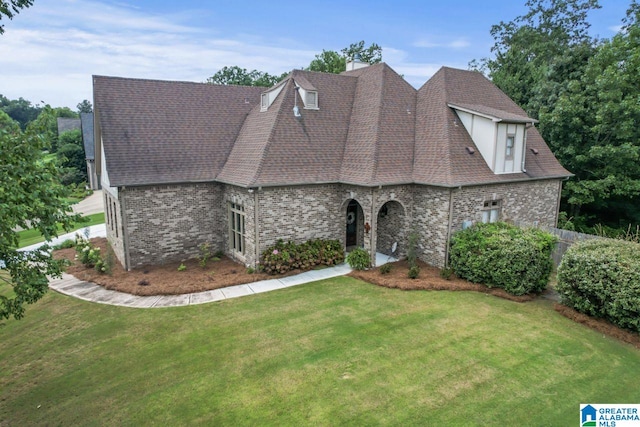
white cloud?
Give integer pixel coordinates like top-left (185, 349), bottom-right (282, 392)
top-left (0, 0), bottom-right (316, 108)
top-left (609, 25), bottom-right (623, 33)
top-left (413, 37), bottom-right (470, 49)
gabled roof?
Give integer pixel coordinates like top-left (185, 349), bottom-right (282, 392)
top-left (57, 117), bottom-right (81, 134)
top-left (447, 103), bottom-right (537, 124)
top-left (80, 112), bottom-right (94, 160)
top-left (93, 76), bottom-right (262, 186)
top-left (94, 64), bottom-right (570, 189)
top-left (413, 67), bottom-right (570, 186)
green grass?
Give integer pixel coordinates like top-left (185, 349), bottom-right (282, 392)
top-left (0, 277), bottom-right (639, 426)
top-left (16, 212), bottom-right (105, 248)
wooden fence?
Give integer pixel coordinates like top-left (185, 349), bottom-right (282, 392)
top-left (514, 222), bottom-right (601, 266)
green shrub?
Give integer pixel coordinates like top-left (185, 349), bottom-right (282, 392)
top-left (75, 235), bottom-right (101, 268)
top-left (246, 267), bottom-right (255, 274)
top-left (379, 263), bottom-right (392, 275)
top-left (406, 231), bottom-right (419, 268)
top-left (440, 267), bottom-right (454, 280)
top-left (53, 239), bottom-right (75, 250)
top-left (178, 263), bottom-right (186, 272)
top-left (346, 247), bottom-right (370, 270)
top-left (449, 222), bottom-right (556, 296)
top-left (557, 239), bottom-right (640, 333)
top-left (197, 242), bottom-right (212, 268)
top-left (261, 239), bottom-right (345, 275)
top-left (408, 265), bottom-right (420, 279)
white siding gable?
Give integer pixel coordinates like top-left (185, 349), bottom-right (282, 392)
top-left (452, 105), bottom-right (530, 174)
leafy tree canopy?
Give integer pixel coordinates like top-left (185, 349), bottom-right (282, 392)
top-left (0, 94), bottom-right (41, 129)
top-left (307, 40), bottom-right (382, 74)
top-left (57, 129), bottom-right (88, 185)
top-left (0, 110), bottom-right (20, 133)
top-left (0, 106), bottom-right (80, 320)
top-left (205, 66), bottom-right (287, 87)
top-left (0, 0), bottom-right (33, 34)
top-left (208, 41), bottom-right (383, 87)
top-left (542, 1), bottom-right (640, 226)
top-left (77, 99), bottom-right (93, 114)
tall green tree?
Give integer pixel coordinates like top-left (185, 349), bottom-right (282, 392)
top-left (307, 40), bottom-right (382, 74)
top-left (205, 66), bottom-right (287, 87)
top-left (0, 0), bottom-right (33, 34)
top-left (543, 1), bottom-right (640, 226)
top-left (0, 110), bottom-right (20, 133)
top-left (76, 99), bottom-right (92, 114)
top-left (27, 106), bottom-right (77, 152)
top-left (57, 129), bottom-right (88, 185)
top-left (0, 95), bottom-right (41, 129)
top-left (0, 106), bottom-right (80, 320)
top-left (477, 0), bottom-right (600, 119)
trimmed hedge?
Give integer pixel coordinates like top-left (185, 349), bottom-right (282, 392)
top-left (557, 239), bottom-right (640, 333)
top-left (261, 239), bottom-right (344, 275)
top-left (449, 222), bottom-right (556, 296)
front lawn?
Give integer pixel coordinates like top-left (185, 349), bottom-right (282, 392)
top-left (16, 212), bottom-right (105, 248)
top-left (1, 277), bottom-right (638, 425)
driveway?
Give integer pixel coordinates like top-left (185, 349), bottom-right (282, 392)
top-left (73, 190), bottom-right (104, 216)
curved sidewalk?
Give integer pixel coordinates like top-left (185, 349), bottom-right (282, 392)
top-left (49, 264), bottom-right (354, 308)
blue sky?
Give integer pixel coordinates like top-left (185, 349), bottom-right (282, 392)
top-left (0, 0), bottom-right (630, 109)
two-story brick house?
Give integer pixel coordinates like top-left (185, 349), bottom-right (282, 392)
top-left (93, 59), bottom-right (570, 271)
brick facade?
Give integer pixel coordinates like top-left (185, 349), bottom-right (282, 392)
top-left (107, 179), bottom-right (562, 271)
top-left (121, 183), bottom-right (223, 269)
top-left (450, 180), bottom-right (561, 232)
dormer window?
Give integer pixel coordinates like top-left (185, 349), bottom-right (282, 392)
top-left (505, 135), bottom-right (515, 160)
top-left (260, 82), bottom-right (286, 112)
top-left (305, 91), bottom-right (318, 109)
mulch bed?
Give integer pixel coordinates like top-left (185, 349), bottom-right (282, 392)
top-left (554, 304), bottom-right (640, 349)
top-left (348, 259), bottom-right (536, 303)
top-left (54, 240), bottom-right (639, 348)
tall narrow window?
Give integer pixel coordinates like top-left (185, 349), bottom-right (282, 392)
top-left (505, 135), bottom-right (515, 160)
top-left (482, 200), bottom-right (501, 223)
top-left (229, 202), bottom-right (245, 255)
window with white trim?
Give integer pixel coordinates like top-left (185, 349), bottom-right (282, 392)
top-left (229, 202), bottom-right (245, 254)
top-left (482, 200), bottom-right (501, 223)
top-left (260, 93), bottom-right (268, 111)
top-left (505, 135), bottom-right (515, 160)
top-left (305, 90), bottom-right (318, 109)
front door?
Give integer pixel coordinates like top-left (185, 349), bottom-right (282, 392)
top-left (346, 200), bottom-right (358, 247)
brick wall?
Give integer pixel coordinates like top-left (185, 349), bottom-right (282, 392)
top-left (412, 186), bottom-right (451, 267)
top-left (451, 179), bottom-right (561, 232)
top-left (121, 183), bottom-right (223, 269)
top-left (109, 179), bottom-right (561, 271)
top-left (256, 185), bottom-right (342, 262)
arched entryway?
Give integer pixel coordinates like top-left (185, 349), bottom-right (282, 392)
top-left (345, 199), bottom-right (365, 250)
top-left (376, 200), bottom-right (406, 258)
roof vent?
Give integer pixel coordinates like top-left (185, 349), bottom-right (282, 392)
top-left (530, 148), bottom-right (539, 155)
top-left (466, 147), bottom-right (475, 155)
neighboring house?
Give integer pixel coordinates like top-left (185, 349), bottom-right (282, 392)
top-left (56, 117), bottom-right (81, 134)
top-left (93, 60), bottom-right (571, 271)
top-left (80, 112), bottom-right (100, 190)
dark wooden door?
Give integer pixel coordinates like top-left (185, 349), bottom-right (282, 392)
top-left (346, 201), bottom-right (358, 246)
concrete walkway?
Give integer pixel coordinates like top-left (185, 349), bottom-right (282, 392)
top-left (48, 263), bottom-right (355, 308)
top-left (38, 226), bottom-right (396, 308)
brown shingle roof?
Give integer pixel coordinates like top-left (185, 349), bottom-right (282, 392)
top-left (93, 76), bottom-right (262, 186)
top-left (95, 65), bottom-right (570, 189)
top-left (413, 67), bottom-right (570, 186)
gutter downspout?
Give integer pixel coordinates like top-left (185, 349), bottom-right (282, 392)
top-left (254, 188), bottom-right (260, 268)
top-left (444, 187), bottom-right (456, 268)
top-left (120, 187), bottom-right (132, 271)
